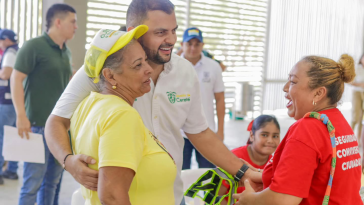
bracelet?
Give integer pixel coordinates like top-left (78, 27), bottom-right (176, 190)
top-left (234, 164), bottom-right (249, 182)
top-left (62, 154), bottom-right (73, 171)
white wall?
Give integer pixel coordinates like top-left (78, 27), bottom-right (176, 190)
top-left (263, 0), bottom-right (364, 111)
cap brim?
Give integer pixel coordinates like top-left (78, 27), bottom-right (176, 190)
top-left (183, 36), bottom-right (202, 43)
top-left (108, 25), bottom-right (148, 57)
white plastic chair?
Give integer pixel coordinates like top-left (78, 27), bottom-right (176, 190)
top-left (181, 168), bottom-right (211, 205)
top-left (71, 188), bottom-right (85, 205)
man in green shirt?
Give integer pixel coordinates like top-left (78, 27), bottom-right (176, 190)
top-left (10, 4), bottom-right (77, 205)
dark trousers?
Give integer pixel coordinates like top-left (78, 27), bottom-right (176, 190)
top-left (182, 138), bottom-right (215, 170)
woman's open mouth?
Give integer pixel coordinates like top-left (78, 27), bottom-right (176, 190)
top-left (144, 79), bottom-right (151, 85)
top-left (285, 94), bottom-right (293, 108)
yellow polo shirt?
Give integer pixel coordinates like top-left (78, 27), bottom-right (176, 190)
top-left (70, 92), bottom-right (176, 205)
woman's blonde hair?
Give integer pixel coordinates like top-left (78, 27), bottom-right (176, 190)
top-left (302, 54), bottom-right (356, 105)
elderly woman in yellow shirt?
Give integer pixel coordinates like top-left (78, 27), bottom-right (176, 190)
top-left (69, 26), bottom-right (176, 205)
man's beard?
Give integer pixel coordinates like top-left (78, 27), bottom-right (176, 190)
top-left (140, 39), bottom-right (173, 65)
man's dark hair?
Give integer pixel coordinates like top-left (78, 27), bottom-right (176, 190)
top-left (119, 25), bottom-right (127, 31)
top-left (126, 0), bottom-right (174, 28)
top-left (46, 3), bottom-right (76, 31)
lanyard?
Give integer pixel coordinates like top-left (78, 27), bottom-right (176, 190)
top-left (304, 112), bottom-right (336, 205)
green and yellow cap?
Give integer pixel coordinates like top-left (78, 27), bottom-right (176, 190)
top-left (84, 25), bottom-right (148, 83)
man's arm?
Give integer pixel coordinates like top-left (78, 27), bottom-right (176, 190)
top-left (45, 67), bottom-right (100, 190)
top-left (185, 129), bottom-right (262, 189)
top-left (215, 92), bottom-right (225, 141)
top-left (45, 115), bottom-right (99, 190)
top-left (183, 63), bottom-right (259, 187)
top-left (0, 66), bottom-right (13, 80)
top-left (10, 69), bottom-right (31, 138)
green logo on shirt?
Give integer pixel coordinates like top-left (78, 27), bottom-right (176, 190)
top-left (167, 92), bottom-right (176, 104)
top-left (166, 92), bottom-right (190, 104)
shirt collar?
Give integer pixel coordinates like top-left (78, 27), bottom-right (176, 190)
top-left (42, 32), bottom-right (67, 51)
top-left (181, 52), bottom-right (205, 67)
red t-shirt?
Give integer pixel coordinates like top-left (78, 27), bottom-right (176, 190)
top-left (223, 145), bottom-right (272, 200)
top-left (262, 108), bottom-right (362, 205)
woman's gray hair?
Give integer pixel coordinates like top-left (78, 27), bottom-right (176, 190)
top-left (98, 39), bottom-right (136, 86)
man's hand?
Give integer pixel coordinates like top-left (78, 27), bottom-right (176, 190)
top-left (233, 180), bottom-right (256, 205)
top-left (65, 154), bottom-right (99, 191)
top-left (16, 115), bottom-right (31, 139)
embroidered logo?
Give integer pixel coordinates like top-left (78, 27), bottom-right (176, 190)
top-left (202, 71), bottom-right (211, 83)
top-left (167, 91), bottom-right (176, 104)
top-left (188, 29), bottom-right (199, 36)
top-left (166, 92), bottom-right (190, 104)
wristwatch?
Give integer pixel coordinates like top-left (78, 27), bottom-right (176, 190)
top-left (234, 164), bottom-right (249, 182)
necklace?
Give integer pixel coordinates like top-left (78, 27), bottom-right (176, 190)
top-left (149, 131), bottom-right (175, 164)
top-left (313, 105), bottom-right (337, 113)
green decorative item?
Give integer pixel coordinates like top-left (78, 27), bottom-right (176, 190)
top-left (184, 167), bottom-right (238, 205)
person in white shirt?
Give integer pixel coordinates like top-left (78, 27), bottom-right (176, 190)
top-left (180, 27), bottom-right (225, 170)
top-left (44, 0), bottom-right (261, 204)
top-left (350, 54), bottom-right (364, 142)
top-left (0, 29), bottom-right (19, 184)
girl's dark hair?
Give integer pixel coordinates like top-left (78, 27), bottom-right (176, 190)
top-left (247, 115), bottom-right (280, 144)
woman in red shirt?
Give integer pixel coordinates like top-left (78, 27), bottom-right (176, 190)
top-left (219, 115), bottom-right (280, 205)
top-left (234, 54), bottom-right (363, 205)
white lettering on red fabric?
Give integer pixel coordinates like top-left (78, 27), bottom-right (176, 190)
top-left (335, 135), bottom-right (357, 146)
top-left (337, 146), bottom-right (359, 158)
top-left (342, 158), bottom-right (361, 171)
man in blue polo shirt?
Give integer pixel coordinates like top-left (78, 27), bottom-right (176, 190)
top-left (0, 29), bottom-right (19, 185)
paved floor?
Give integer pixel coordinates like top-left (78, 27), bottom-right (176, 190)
top-left (0, 107), bottom-right (358, 205)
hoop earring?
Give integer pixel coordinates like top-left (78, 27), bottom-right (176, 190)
top-left (313, 100), bottom-right (316, 106)
top-left (112, 85), bottom-right (117, 89)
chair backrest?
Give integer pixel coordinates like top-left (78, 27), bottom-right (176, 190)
top-left (181, 168), bottom-right (211, 205)
top-left (71, 188), bottom-right (85, 205)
